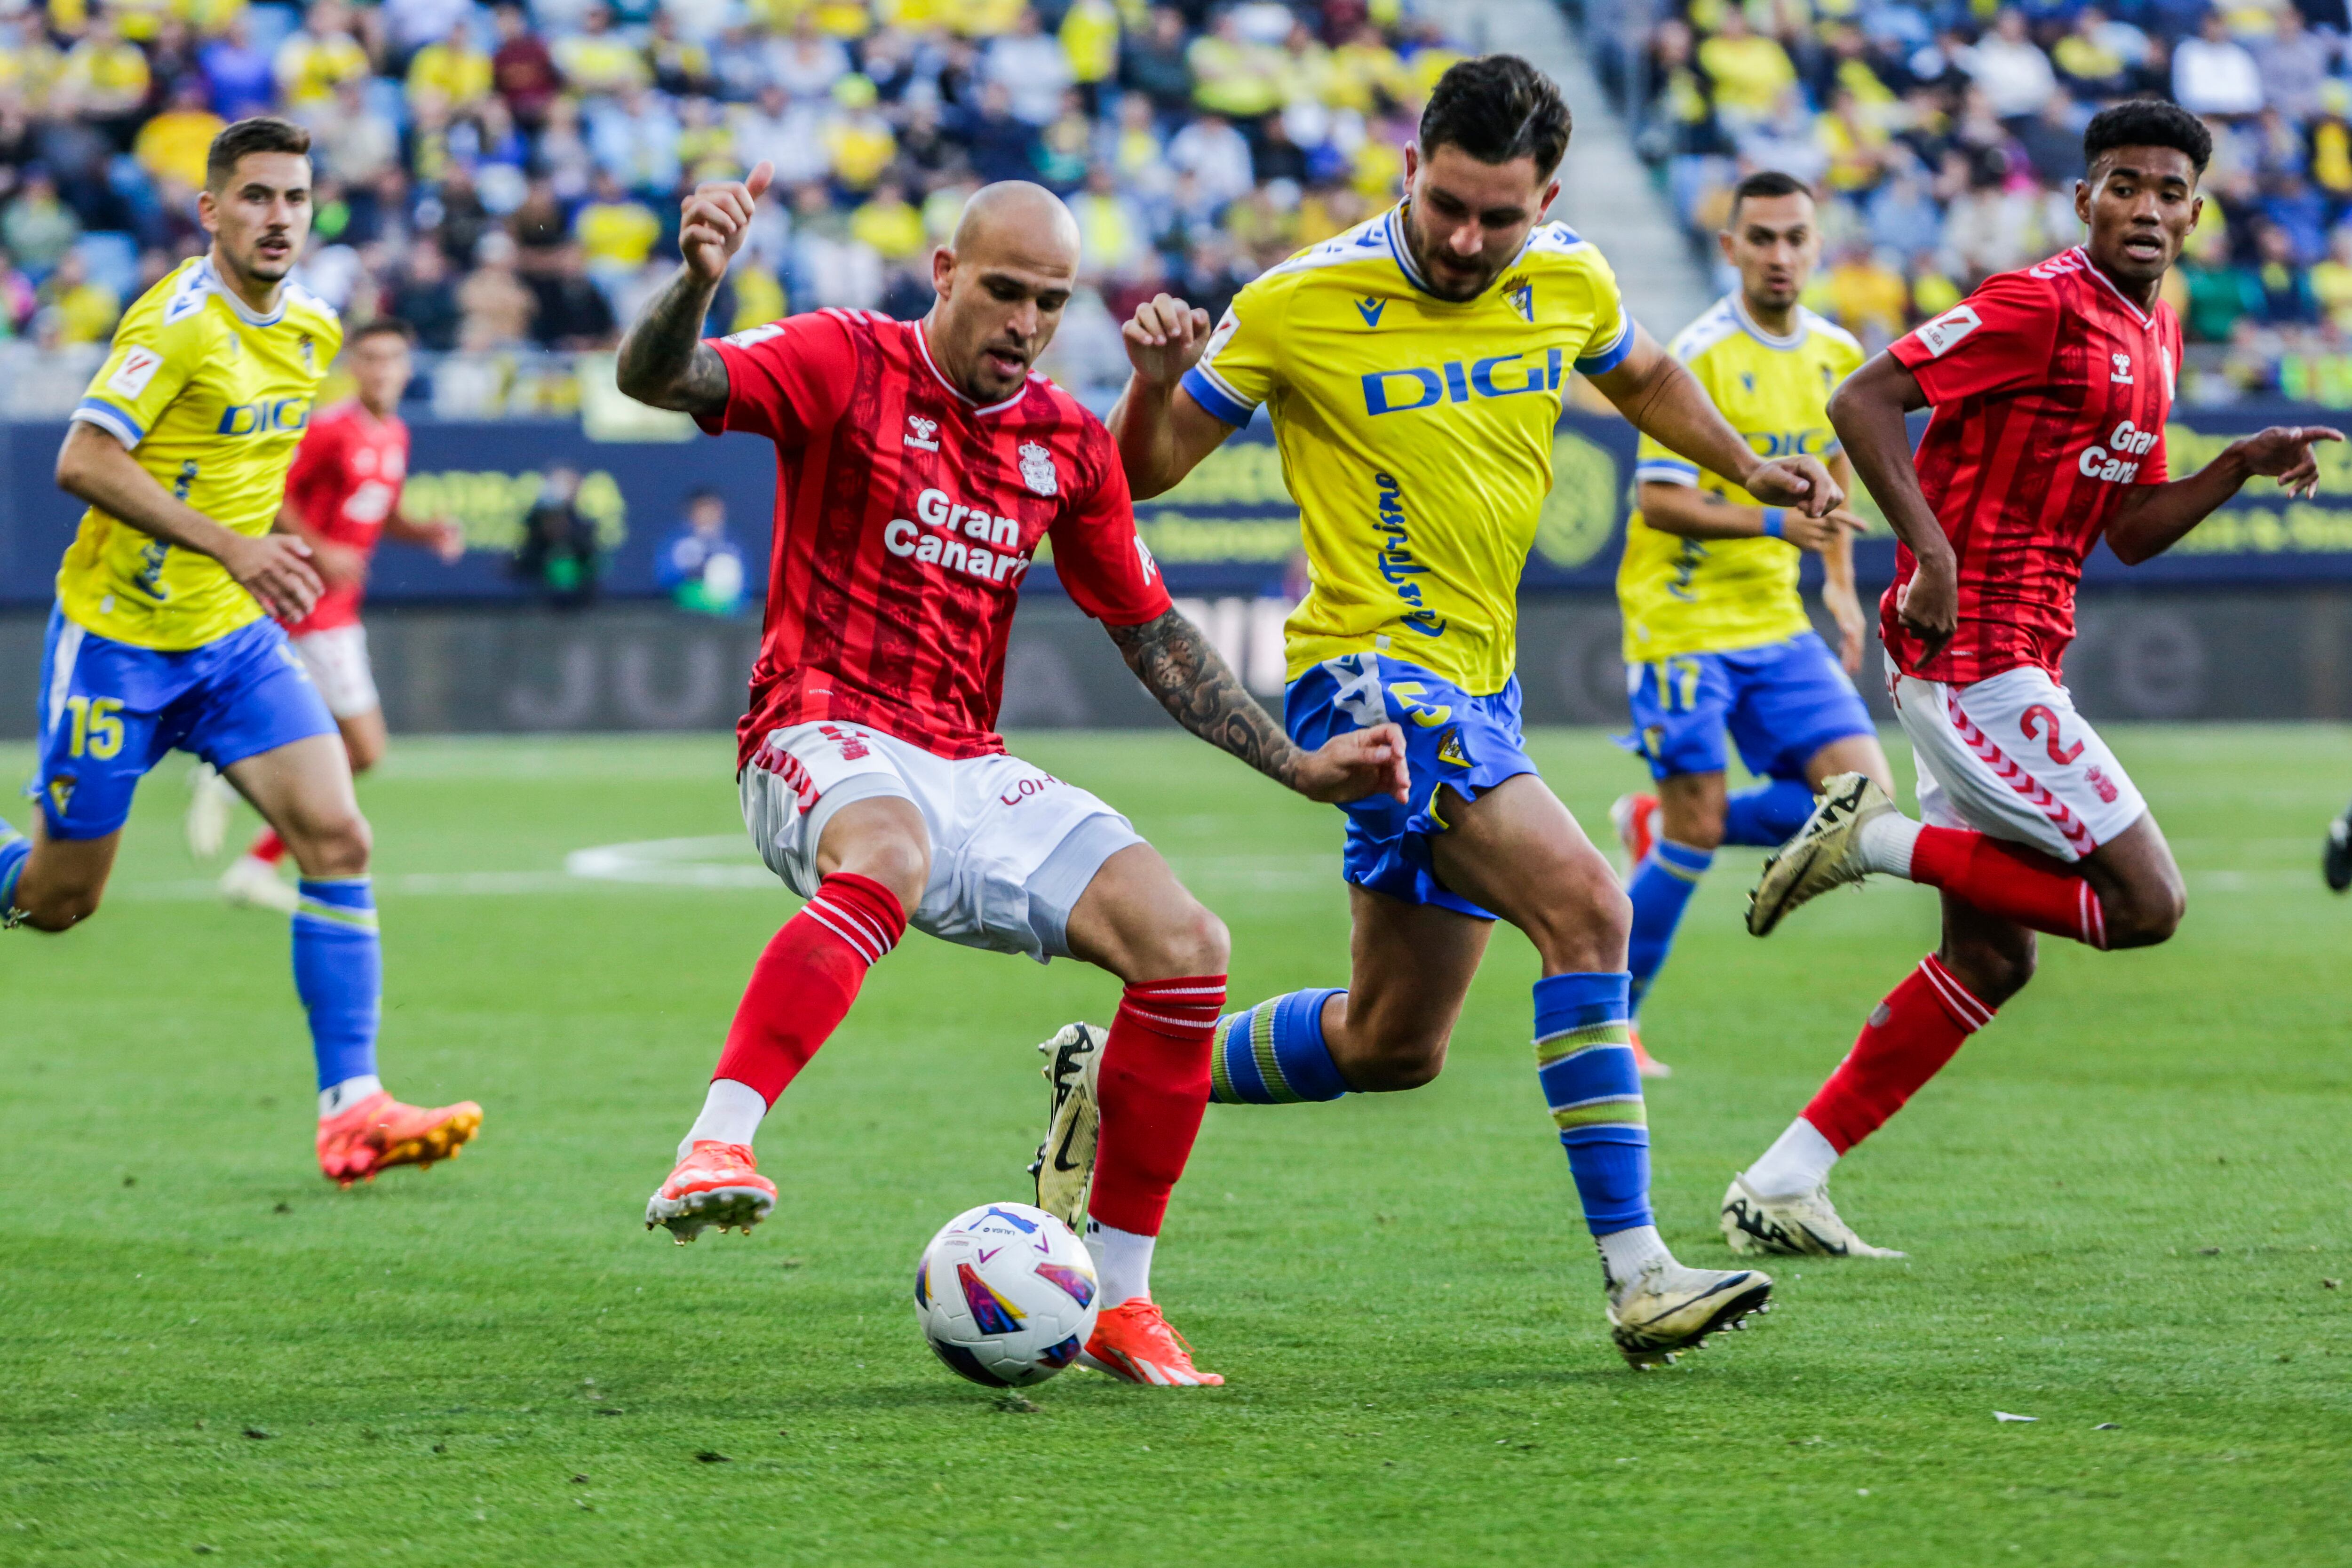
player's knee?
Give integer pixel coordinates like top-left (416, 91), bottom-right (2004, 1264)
top-left (1349, 1026), bottom-right (1448, 1091)
top-left (1134, 897), bottom-right (1229, 980)
top-left (293, 810), bottom-right (372, 877)
top-left (343, 731), bottom-right (385, 774)
top-left (839, 833), bottom-right (929, 913)
top-left (1524, 869), bottom-right (1632, 972)
top-left (2104, 876), bottom-right (2185, 949)
top-left (23, 884), bottom-right (102, 931)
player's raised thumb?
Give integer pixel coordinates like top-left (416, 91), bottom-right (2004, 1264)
top-left (745, 161), bottom-right (774, 200)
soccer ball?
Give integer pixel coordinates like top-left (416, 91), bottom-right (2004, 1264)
top-left (914, 1201), bottom-right (1099, 1388)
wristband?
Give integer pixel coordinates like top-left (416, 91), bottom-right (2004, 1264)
top-left (1760, 508), bottom-right (1787, 538)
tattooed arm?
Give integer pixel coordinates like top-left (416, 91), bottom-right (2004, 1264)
top-left (615, 161), bottom-right (773, 414)
top-left (1107, 608), bottom-right (1407, 804)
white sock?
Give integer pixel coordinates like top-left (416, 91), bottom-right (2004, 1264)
top-left (1857, 811), bottom-right (1923, 877)
top-left (1085, 1218), bottom-right (1155, 1307)
top-left (319, 1075), bottom-right (382, 1119)
top-left (680, 1078), bottom-right (768, 1159)
top-left (1744, 1116), bottom-right (1840, 1199)
top-left (1595, 1223), bottom-right (1671, 1287)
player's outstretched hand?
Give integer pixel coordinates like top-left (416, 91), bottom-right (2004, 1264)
top-left (681, 161), bottom-right (773, 284)
top-left (1123, 294), bottom-right (1213, 389)
top-left (1746, 454), bottom-right (1845, 518)
top-left (225, 533), bottom-right (323, 621)
top-left (2237, 425), bottom-right (2344, 499)
top-left (1293, 722), bottom-right (1410, 805)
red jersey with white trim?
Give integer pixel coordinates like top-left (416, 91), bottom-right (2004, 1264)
top-left (1882, 247), bottom-right (2181, 685)
top-left (279, 399), bottom-right (410, 635)
top-left (699, 308), bottom-right (1172, 764)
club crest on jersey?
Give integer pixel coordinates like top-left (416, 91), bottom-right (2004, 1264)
top-left (1504, 277), bottom-right (1534, 323)
top-left (904, 414), bottom-right (939, 452)
top-left (1436, 726), bottom-right (1472, 768)
top-left (1018, 440), bottom-right (1058, 496)
top-left (47, 777), bottom-right (75, 816)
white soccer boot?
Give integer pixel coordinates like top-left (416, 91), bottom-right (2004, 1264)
top-left (1029, 1021), bottom-right (1104, 1229)
top-left (1746, 772), bottom-right (1897, 936)
top-left (1720, 1174), bottom-right (1905, 1259)
top-left (185, 763), bottom-right (238, 860)
top-left (219, 854), bottom-right (299, 914)
top-left (1606, 1256), bottom-right (1773, 1369)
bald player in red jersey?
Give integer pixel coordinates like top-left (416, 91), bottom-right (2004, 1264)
top-left (198, 318), bottom-right (463, 910)
top-left (1724, 102), bottom-right (2341, 1259)
top-left (614, 167), bottom-right (1406, 1387)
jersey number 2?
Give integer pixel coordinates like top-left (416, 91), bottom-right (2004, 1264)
top-left (2019, 703), bottom-right (2082, 766)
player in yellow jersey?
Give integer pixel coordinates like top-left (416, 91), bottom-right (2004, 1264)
top-left (1039, 57), bottom-right (1846, 1367)
top-left (1607, 172), bottom-right (1894, 1097)
top-left (0, 119), bottom-right (482, 1188)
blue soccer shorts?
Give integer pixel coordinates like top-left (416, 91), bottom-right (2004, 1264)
top-left (1621, 630), bottom-right (1875, 784)
top-left (29, 606), bottom-right (338, 840)
top-left (1286, 650), bottom-right (1537, 920)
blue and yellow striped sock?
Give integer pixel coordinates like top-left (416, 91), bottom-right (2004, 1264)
top-left (1208, 987), bottom-right (1350, 1104)
top-left (0, 817), bottom-right (29, 924)
top-left (1722, 777), bottom-right (1817, 846)
top-left (1627, 839), bottom-right (1712, 1014)
top-left (294, 877), bottom-right (381, 1090)
top-left (1534, 971), bottom-right (1653, 1236)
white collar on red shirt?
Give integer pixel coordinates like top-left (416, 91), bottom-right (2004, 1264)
top-left (913, 317), bottom-right (1032, 416)
top-left (2069, 245), bottom-right (2157, 330)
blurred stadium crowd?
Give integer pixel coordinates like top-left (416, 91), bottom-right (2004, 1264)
top-left (0, 0), bottom-right (1463, 414)
top-left (1589, 0), bottom-right (2352, 400)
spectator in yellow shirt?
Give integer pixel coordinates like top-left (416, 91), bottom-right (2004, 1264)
top-left (1327, 24), bottom-right (1409, 113)
top-left (38, 251), bottom-right (120, 345)
top-left (553, 4), bottom-right (650, 98)
top-left (56, 14), bottom-right (151, 119)
top-left (1061, 0), bottom-right (1120, 106)
top-left (1696, 9), bottom-right (1796, 123)
top-left (850, 181), bottom-right (927, 261)
top-left (1188, 13), bottom-right (1282, 119)
top-left (133, 77), bottom-right (225, 188)
top-left (407, 22), bottom-right (493, 110)
top-left (731, 258), bottom-right (786, 332)
top-left (2311, 226), bottom-right (2352, 331)
top-left (575, 168), bottom-right (661, 277)
top-left (1819, 239), bottom-right (1908, 343)
top-left (274, 0), bottom-right (370, 109)
top-left (823, 73), bottom-right (897, 191)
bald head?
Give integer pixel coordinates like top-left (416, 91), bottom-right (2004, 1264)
top-left (950, 180), bottom-right (1081, 270)
top-left (927, 181), bottom-right (1083, 405)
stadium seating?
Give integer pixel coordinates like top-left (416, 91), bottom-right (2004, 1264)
top-left (1582, 0), bottom-right (2352, 399)
top-left (0, 0), bottom-right (1471, 407)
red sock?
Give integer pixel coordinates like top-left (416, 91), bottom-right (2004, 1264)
top-left (248, 828), bottom-right (286, 866)
top-left (1086, 975), bottom-right (1226, 1236)
top-left (711, 873), bottom-right (906, 1104)
top-left (1803, 954), bottom-right (1994, 1153)
top-left (1909, 826), bottom-right (2107, 948)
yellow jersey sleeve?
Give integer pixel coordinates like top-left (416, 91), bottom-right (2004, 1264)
top-left (1570, 244), bottom-right (1635, 374)
top-left (1181, 269), bottom-right (1292, 426)
top-left (72, 285), bottom-right (211, 449)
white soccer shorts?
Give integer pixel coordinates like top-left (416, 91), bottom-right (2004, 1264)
top-left (738, 719), bottom-right (1144, 962)
top-left (1888, 657), bottom-right (2147, 864)
top-left (291, 624), bottom-right (381, 721)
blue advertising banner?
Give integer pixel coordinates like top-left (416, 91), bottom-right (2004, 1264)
top-left (7, 402), bottom-right (2352, 608)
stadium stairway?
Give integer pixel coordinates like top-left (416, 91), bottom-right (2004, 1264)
top-left (1457, 0), bottom-right (1713, 340)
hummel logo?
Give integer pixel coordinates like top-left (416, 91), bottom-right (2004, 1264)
top-left (904, 414), bottom-right (939, 451)
top-left (1355, 297), bottom-right (1386, 327)
top-left (2110, 352), bottom-right (2133, 384)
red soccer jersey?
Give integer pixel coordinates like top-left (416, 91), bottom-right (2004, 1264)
top-left (699, 308), bottom-right (1172, 764)
top-left (1882, 247), bottom-right (2181, 684)
top-left (279, 400), bottom-right (411, 635)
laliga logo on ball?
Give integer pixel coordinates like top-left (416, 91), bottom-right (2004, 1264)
top-left (914, 1201), bottom-right (1098, 1387)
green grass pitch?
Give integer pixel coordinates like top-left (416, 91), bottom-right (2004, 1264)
top-left (3, 724), bottom-right (2350, 1566)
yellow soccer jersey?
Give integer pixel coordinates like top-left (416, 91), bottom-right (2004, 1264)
top-left (1183, 205), bottom-right (1635, 696)
top-left (1618, 297), bottom-right (1862, 661)
top-left (59, 257), bottom-right (341, 651)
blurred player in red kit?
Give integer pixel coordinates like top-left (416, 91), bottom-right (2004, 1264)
top-left (613, 167), bottom-right (1407, 1386)
top-left (192, 318), bottom-right (465, 910)
top-left (1729, 101), bottom-right (2341, 1257)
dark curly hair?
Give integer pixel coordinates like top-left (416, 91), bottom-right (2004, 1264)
top-left (2083, 100), bottom-right (2212, 176)
top-left (1418, 55), bottom-right (1573, 179)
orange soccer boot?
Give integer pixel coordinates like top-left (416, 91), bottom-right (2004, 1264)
top-left (317, 1091), bottom-right (483, 1187)
top-left (644, 1140), bottom-right (777, 1242)
top-left (1081, 1299), bottom-right (1224, 1386)
top-left (1609, 790), bottom-right (1661, 874)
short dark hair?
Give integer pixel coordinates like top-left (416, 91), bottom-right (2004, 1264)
top-left (350, 318), bottom-right (416, 346)
top-left (1728, 169), bottom-right (1814, 224)
top-left (1418, 55), bottom-right (1572, 180)
top-left (2083, 99), bottom-right (2211, 177)
top-left (205, 117), bottom-right (311, 191)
